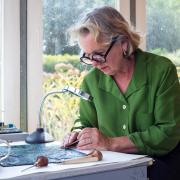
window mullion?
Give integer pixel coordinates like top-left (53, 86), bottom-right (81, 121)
top-left (20, 0), bottom-right (28, 131)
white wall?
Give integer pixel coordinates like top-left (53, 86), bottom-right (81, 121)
top-left (136, 0), bottom-right (146, 50)
top-left (116, 0), bottom-right (146, 50)
top-left (0, 0), bottom-right (4, 121)
top-left (116, 0), bottom-right (130, 23)
top-left (3, 0), bottom-right (20, 126)
top-left (27, 0), bottom-right (43, 132)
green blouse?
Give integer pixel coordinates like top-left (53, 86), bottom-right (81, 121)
top-left (72, 49), bottom-right (180, 156)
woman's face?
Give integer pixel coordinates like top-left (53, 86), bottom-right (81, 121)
top-left (79, 33), bottom-right (125, 76)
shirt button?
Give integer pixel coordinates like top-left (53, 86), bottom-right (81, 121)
top-left (122, 105), bottom-right (126, 109)
top-left (122, 124), bottom-right (126, 130)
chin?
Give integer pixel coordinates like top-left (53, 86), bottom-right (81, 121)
top-left (98, 66), bottom-right (115, 76)
top-left (102, 70), bottom-right (114, 76)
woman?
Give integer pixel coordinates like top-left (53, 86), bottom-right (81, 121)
top-left (62, 6), bottom-right (180, 180)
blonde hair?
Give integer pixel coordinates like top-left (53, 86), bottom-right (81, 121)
top-left (69, 6), bottom-right (141, 55)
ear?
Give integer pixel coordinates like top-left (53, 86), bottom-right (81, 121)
top-left (121, 41), bottom-right (128, 57)
top-left (122, 41), bottom-right (128, 51)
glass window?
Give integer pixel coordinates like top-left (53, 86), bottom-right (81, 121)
top-left (146, 0), bottom-right (180, 80)
top-left (42, 0), bottom-right (116, 140)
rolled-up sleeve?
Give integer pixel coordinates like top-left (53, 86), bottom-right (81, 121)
top-left (71, 78), bottom-right (98, 131)
top-left (129, 64), bottom-right (180, 156)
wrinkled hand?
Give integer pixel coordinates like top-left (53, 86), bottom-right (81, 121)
top-left (76, 128), bottom-right (110, 150)
top-left (62, 131), bottom-right (79, 148)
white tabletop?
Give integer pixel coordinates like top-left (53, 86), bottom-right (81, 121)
top-left (0, 141), bottom-right (152, 179)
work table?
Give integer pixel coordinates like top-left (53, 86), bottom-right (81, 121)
top-left (0, 141), bottom-right (152, 180)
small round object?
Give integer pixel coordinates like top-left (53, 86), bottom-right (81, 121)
top-left (35, 156), bottom-right (48, 167)
top-left (88, 149), bottom-right (103, 161)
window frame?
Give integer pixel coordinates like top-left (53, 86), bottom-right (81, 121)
top-left (20, 0), bottom-right (28, 131)
top-left (0, 0), bottom-right (146, 133)
top-left (0, 0), bottom-right (43, 132)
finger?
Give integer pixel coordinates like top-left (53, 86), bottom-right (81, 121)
top-left (62, 133), bottom-right (71, 147)
top-left (77, 137), bottom-right (92, 147)
top-left (77, 132), bottom-right (90, 141)
top-left (77, 143), bottom-right (93, 150)
top-left (64, 132), bottom-right (79, 148)
top-left (62, 132), bottom-right (77, 147)
top-left (68, 132), bottom-right (78, 143)
top-left (77, 128), bottom-right (92, 139)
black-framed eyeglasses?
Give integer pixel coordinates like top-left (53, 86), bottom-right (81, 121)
top-left (80, 35), bottom-right (119, 65)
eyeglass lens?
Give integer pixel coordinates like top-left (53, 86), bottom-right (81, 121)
top-left (80, 35), bottom-right (119, 65)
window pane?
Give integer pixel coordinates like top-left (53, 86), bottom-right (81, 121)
top-left (146, 0), bottom-right (180, 76)
top-left (42, 0), bottom-right (115, 140)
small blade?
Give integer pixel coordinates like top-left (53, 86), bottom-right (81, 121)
top-left (21, 164), bottom-right (35, 172)
top-left (64, 140), bottom-right (79, 148)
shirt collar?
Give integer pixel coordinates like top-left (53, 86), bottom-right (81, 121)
top-left (98, 48), bottom-right (148, 100)
top-left (125, 48), bottom-right (148, 97)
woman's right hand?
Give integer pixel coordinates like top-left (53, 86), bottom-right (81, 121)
top-left (62, 131), bottom-right (79, 148)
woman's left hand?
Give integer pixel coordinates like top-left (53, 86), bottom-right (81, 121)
top-left (76, 128), bottom-right (110, 150)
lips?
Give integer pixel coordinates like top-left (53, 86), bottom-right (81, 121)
top-left (100, 66), bottom-right (108, 71)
